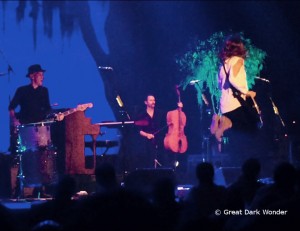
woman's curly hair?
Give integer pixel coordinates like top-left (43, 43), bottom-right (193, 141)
top-left (219, 33), bottom-right (247, 61)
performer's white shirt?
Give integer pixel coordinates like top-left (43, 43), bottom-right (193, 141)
top-left (219, 56), bottom-right (249, 114)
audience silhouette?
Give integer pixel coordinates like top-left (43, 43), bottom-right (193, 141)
top-left (226, 158), bottom-right (264, 210)
top-left (151, 177), bottom-right (182, 231)
top-left (250, 161), bottom-right (297, 209)
top-left (224, 161), bottom-right (298, 231)
top-left (1, 158), bottom-right (300, 231)
top-left (94, 162), bottom-right (120, 194)
top-left (178, 162), bottom-right (227, 231)
top-left (0, 203), bottom-right (15, 231)
top-left (29, 175), bottom-right (78, 231)
top-left (31, 220), bottom-right (63, 231)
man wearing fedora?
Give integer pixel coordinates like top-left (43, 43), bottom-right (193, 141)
top-left (8, 64), bottom-right (61, 198)
top-left (9, 64), bottom-right (52, 125)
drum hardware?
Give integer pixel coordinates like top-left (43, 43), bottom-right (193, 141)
top-left (16, 153), bottom-right (25, 199)
top-left (16, 136), bottom-right (27, 153)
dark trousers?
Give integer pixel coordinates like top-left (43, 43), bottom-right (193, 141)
top-left (223, 107), bottom-right (260, 167)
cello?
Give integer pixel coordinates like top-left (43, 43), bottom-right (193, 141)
top-left (164, 85), bottom-right (188, 153)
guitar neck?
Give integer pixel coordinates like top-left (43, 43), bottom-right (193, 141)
top-left (49, 103), bottom-right (92, 122)
top-left (44, 108), bottom-right (78, 123)
top-left (62, 108), bottom-right (78, 116)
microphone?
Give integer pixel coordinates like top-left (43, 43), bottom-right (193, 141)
top-left (98, 66), bottom-right (113, 71)
top-left (189, 80), bottom-right (201, 85)
top-left (255, 76), bottom-right (270, 83)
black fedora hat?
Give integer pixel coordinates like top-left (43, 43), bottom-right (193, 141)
top-left (26, 64), bottom-right (46, 77)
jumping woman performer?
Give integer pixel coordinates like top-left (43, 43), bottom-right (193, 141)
top-left (218, 33), bottom-right (260, 166)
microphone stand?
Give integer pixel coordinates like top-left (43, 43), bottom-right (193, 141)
top-left (0, 48), bottom-right (15, 82)
top-left (265, 80), bottom-right (293, 164)
top-left (192, 81), bottom-right (211, 162)
top-left (269, 96), bottom-right (286, 128)
top-left (114, 93), bottom-right (132, 178)
top-left (269, 96), bottom-right (294, 163)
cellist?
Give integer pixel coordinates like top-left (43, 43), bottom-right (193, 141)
top-left (134, 94), bottom-right (183, 169)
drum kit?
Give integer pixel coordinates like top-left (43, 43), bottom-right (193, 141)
top-left (14, 121), bottom-right (58, 198)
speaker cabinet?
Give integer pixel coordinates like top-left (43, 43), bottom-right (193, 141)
top-left (0, 154), bottom-right (12, 198)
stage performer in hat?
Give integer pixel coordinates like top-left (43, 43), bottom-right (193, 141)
top-left (8, 64), bottom-right (63, 198)
top-left (8, 64), bottom-right (62, 125)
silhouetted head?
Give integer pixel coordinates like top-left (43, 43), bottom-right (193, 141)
top-left (273, 162), bottom-right (296, 188)
top-left (54, 175), bottom-right (77, 200)
top-left (242, 158), bottom-right (261, 180)
top-left (196, 162), bottom-right (214, 185)
top-left (31, 220), bottom-right (62, 231)
top-left (152, 177), bottom-right (176, 203)
top-left (95, 162), bottom-right (117, 189)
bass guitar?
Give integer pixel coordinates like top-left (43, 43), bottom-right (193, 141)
top-left (27, 103), bottom-right (94, 125)
top-left (51, 103), bottom-right (93, 122)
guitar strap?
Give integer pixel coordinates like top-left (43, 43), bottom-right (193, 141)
top-left (222, 63), bottom-right (262, 128)
top-left (222, 62), bottom-right (245, 104)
